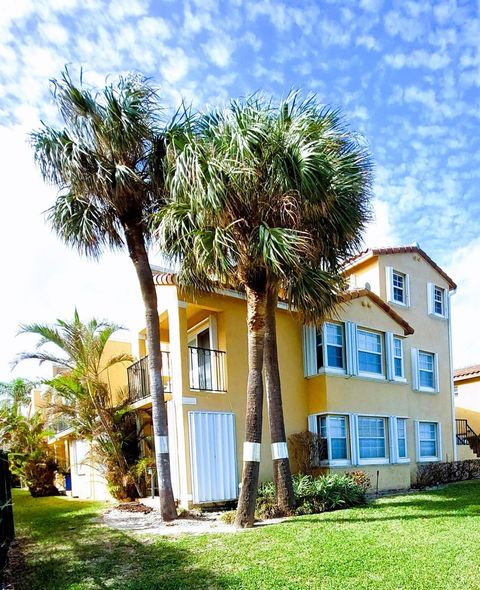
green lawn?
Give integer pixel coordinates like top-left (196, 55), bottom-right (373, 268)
top-left (8, 482), bottom-right (480, 590)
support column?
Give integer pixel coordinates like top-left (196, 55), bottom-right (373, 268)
top-left (167, 299), bottom-right (191, 508)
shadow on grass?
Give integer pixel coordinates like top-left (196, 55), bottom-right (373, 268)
top-left (8, 527), bottom-right (236, 590)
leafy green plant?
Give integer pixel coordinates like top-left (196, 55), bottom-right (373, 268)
top-left (256, 473), bottom-right (367, 519)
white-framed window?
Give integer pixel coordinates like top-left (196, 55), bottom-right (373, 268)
top-left (397, 418), bottom-right (408, 459)
top-left (416, 421), bottom-right (441, 462)
top-left (357, 329), bottom-right (383, 377)
top-left (358, 416), bottom-right (388, 463)
top-left (386, 267), bottom-right (410, 307)
top-left (411, 349), bottom-right (439, 393)
top-left (427, 283), bottom-right (448, 319)
top-left (393, 337), bottom-right (404, 379)
top-left (393, 271), bottom-right (406, 304)
top-left (318, 414), bottom-right (349, 464)
top-left (308, 323), bottom-right (345, 375)
top-left (419, 351), bottom-right (435, 390)
top-left (325, 323), bottom-right (345, 369)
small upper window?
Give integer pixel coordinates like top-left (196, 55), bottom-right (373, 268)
top-left (434, 287), bottom-right (444, 316)
top-left (392, 271), bottom-right (406, 304)
top-left (428, 283), bottom-right (447, 318)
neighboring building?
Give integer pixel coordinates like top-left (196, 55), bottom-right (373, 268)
top-left (125, 244), bottom-right (459, 507)
top-left (453, 365), bottom-right (480, 460)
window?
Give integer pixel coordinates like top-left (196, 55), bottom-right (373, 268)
top-left (386, 267), bottom-right (409, 306)
top-left (357, 330), bottom-right (383, 376)
top-left (314, 323), bottom-right (344, 372)
top-left (325, 323), bottom-right (344, 369)
top-left (393, 337), bottom-right (404, 379)
top-left (428, 283), bottom-right (447, 318)
top-left (358, 416), bottom-right (387, 461)
top-left (318, 415), bottom-right (349, 463)
top-left (418, 422), bottom-right (438, 460)
top-left (397, 418), bottom-right (407, 459)
top-left (392, 271), bottom-right (406, 304)
top-left (434, 287), bottom-right (444, 316)
top-left (419, 351), bottom-right (434, 389)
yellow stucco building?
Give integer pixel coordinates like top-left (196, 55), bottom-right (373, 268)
top-left (125, 245), bottom-right (460, 507)
top-left (453, 365), bottom-right (480, 460)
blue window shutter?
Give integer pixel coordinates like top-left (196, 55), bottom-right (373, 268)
top-left (411, 348), bottom-right (419, 391)
top-left (345, 322), bottom-right (358, 376)
top-left (385, 266), bottom-right (393, 302)
top-left (302, 325), bottom-right (317, 377)
top-left (434, 353), bottom-right (440, 393)
top-left (385, 332), bottom-right (394, 381)
top-left (308, 414), bottom-right (318, 434)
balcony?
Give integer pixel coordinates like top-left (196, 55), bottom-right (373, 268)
top-left (127, 352), bottom-right (172, 403)
top-left (189, 346), bottom-right (226, 392)
top-left (127, 347), bottom-right (226, 401)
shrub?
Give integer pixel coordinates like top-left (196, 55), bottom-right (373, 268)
top-left (414, 459), bottom-right (480, 489)
top-left (219, 510), bottom-right (236, 525)
top-left (346, 470), bottom-right (372, 492)
top-left (288, 431), bottom-right (324, 474)
top-left (255, 473), bottom-right (367, 519)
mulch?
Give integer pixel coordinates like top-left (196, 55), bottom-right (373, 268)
top-left (113, 502), bottom-right (153, 514)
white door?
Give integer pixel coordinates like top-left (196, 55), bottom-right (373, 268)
top-left (189, 411), bottom-right (238, 503)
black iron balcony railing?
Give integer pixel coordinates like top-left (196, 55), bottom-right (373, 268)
top-left (127, 352), bottom-right (172, 403)
top-left (456, 418), bottom-right (480, 457)
top-left (188, 346), bottom-right (226, 392)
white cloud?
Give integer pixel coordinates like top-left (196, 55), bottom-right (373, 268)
top-left (202, 35), bottom-right (234, 68)
top-left (385, 50), bottom-right (451, 70)
top-left (160, 48), bottom-right (190, 82)
top-left (363, 198), bottom-right (398, 249)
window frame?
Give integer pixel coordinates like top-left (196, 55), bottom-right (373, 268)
top-left (418, 351), bottom-right (435, 392)
top-left (317, 414), bottom-right (351, 466)
top-left (428, 283), bottom-right (448, 319)
top-left (392, 270), bottom-right (407, 305)
top-left (357, 329), bottom-right (384, 379)
top-left (417, 421), bottom-right (441, 462)
top-left (315, 322), bottom-right (346, 375)
top-left (357, 415), bottom-right (389, 465)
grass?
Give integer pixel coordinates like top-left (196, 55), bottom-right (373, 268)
top-left (8, 481), bottom-right (480, 589)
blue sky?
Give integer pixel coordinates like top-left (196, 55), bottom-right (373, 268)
top-left (0, 0), bottom-right (479, 379)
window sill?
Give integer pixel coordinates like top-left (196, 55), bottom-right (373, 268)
top-left (396, 458), bottom-right (411, 464)
top-left (417, 456), bottom-right (441, 463)
top-left (392, 377), bottom-right (407, 384)
top-left (358, 458), bottom-right (389, 466)
top-left (417, 387), bottom-right (438, 394)
top-left (388, 298), bottom-right (409, 309)
top-left (358, 372), bottom-right (385, 381)
top-left (317, 367), bottom-right (346, 376)
top-left (428, 312), bottom-right (447, 321)
top-left (320, 460), bottom-right (351, 467)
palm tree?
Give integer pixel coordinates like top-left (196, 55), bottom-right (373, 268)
top-left (0, 378), bottom-right (35, 409)
top-left (158, 93), bottom-right (372, 526)
top-left (14, 311), bottom-right (141, 497)
top-left (30, 72), bottom-right (179, 519)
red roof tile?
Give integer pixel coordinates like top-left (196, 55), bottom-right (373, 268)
top-left (454, 365), bottom-right (480, 380)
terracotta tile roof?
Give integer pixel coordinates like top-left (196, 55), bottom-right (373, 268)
top-left (153, 271), bottom-right (176, 286)
top-left (338, 288), bottom-right (414, 335)
top-left (344, 245), bottom-right (457, 290)
top-left (454, 365), bottom-right (480, 381)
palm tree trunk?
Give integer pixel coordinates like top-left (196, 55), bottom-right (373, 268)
top-left (123, 221), bottom-right (177, 521)
top-left (235, 286), bottom-right (267, 529)
top-left (264, 289), bottom-right (295, 514)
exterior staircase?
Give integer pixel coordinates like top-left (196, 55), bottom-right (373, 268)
top-left (456, 419), bottom-right (480, 459)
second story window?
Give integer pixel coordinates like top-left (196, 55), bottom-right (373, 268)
top-left (357, 329), bottom-right (383, 376)
top-left (434, 287), bottom-right (444, 315)
top-left (325, 323), bottom-right (344, 369)
top-left (393, 337), bottom-right (404, 379)
top-left (419, 351), bottom-right (434, 389)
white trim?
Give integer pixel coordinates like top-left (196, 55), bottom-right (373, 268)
top-left (415, 420), bottom-right (441, 462)
top-left (182, 397), bottom-right (197, 405)
top-left (357, 415), bottom-right (389, 465)
top-left (243, 442), bottom-right (261, 462)
top-left (357, 328), bottom-right (384, 378)
top-left (302, 325), bottom-right (317, 377)
top-left (345, 321), bottom-right (358, 376)
top-left (447, 292), bottom-right (458, 460)
top-left (385, 266), bottom-right (393, 303)
top-left (271, 442), bottom-right (289, 460)
top-left (307, 414), bottom-right (318, 434)
top-left (411, 348), bottom-right (419, 391)
top-left (155, 435), bottom-right (169, 454)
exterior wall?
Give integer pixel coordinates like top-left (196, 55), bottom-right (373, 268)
top-left (69, 439), bottom-right (111, 501)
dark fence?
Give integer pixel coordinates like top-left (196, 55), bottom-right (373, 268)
top-left (188, 347), bottom-right (227, 392)
top-left (0, 450), bottom-right (14, 583)
top-left (127, 352), bottom-right (172, 403)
